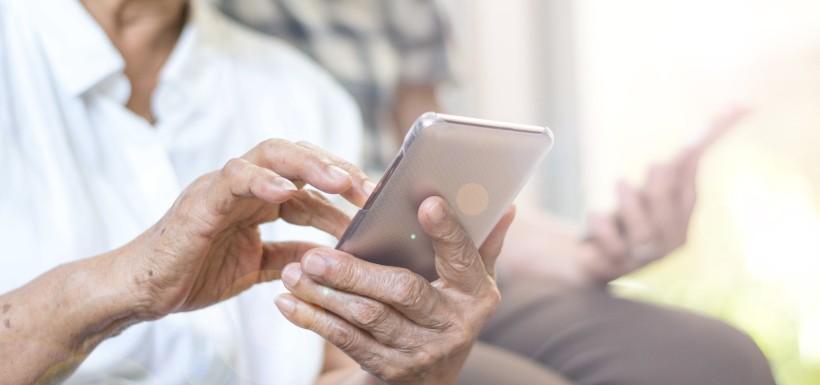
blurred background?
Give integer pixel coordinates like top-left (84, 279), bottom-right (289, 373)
top-left (438, 0), bottom-right (820, 384)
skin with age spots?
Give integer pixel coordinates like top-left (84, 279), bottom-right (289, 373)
top-left (2, 304), bottom-right (9, 313)
top-left (0, 138), bottom-right (375, 385)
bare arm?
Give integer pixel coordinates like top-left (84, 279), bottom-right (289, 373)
top-left (0, 251), bottom-right (140, 385)
top-left (498, 107), bottom-right (750, 285)
top-left (0, 140), bottom-right (373, 385)
top-left (392, 82), bottom-right (442, 138)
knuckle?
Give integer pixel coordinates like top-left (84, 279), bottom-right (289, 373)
top-left (445, 246), bottom-right (478, 273)
top-left (447, 324), bottom-right (475, 352)
top-left (292, 141), bottom-right (329, 161)
top-left (331, 157), bottom-right (360, 175)
top-left (260, 139), bottom-right (293, 162)
top-left (483, 285), bottom-right (502, 312)
top-left (442, 225), bottom-right (472, 251)
top-left (438, 229), bottom-right (476, 267)
top-left (413, 349), bottom-right (440, 370)
top-left (350, 299), bottom-right (390, 327)
top-left (329, 260), bottom-right (360, 292)
top-left (449, 252), bottom-right (476, 273)
top-left (393, 357), bottom-right (430, 382)
top-left (392, 273), bottom-right (427, 308)
top-left (185, 174), bottom-right (213, 200)
top-left (327, 321), bottom-right (358, 352)
top-left (356, 352), bottom-right (380, 371)
top-left (381, 365), bottom-right (411, 382)
top-left (220, 158), bottom-right (247, 179)
top-left (261, 138), bottom-right (290, 151)
top-left (297, 141), bottom-right (345, 166)
top-left (295, 140), bottom-right (315, 148)
top-left (358, 357), bottom-right (388, 380)
top-left (378, 347), bottom-right (441, 382)
top-left (436, 216), bottom-right (461, 238)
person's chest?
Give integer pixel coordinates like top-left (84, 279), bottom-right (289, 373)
top-left (0, 41), bottom-right (329, 292)
top-left (0, 4), bottom-right (342, 383)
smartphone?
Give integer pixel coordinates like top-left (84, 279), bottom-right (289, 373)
top-left (336, 112), bottom-right (554, 281)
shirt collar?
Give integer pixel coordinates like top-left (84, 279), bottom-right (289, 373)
top-left (27, 0), bottom-right (207, 100)
top-left (27, 0), bottom-right (125, 97)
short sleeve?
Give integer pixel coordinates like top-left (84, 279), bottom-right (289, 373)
top-left (384, 0), bottom-right (452, 85)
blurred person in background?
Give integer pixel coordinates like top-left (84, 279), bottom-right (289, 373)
top-left (217, 1), bottom-right (777, 384)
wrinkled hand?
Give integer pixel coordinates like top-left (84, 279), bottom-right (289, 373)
top-left (275, 197), bottom-right (516, 385)
top-left (579, 107), bottom-right (749, 282)
top-left (120, 139), bottom-right (373, 320)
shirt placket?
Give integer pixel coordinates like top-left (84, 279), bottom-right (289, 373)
top-left (89, 86), bottom-right (183, 229)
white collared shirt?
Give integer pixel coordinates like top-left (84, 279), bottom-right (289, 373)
top-left (0, 0), bottom-right (362, 384)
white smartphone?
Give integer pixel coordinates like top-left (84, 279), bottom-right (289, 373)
top-left (336, 112), bottom-right (554, 280)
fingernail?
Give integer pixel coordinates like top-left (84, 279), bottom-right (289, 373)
top-left (273, 177), bottom-right (298, 192)
top-left (427, 201), bottom-right (446, 224)
top-left (282, 265), bottom-right (302, 286)
top-left (363, 180), bottom-right (376, 196)
top-left (328, 165), bottom-right (351, 181)
top-left (275, 295), bottom-right (296, 315)
top-left (303, 253), bottom-right (327, 276)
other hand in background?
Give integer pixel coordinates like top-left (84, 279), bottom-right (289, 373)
top-left (500, 107), bottom-right (750, 286)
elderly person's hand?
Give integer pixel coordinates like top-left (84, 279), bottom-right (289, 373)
top-left (120, 139), bottom-right (373, 320)
top-left (276, 197), bottom-right (515, 384)
top-left (1, 139), bottom-right (374, 385)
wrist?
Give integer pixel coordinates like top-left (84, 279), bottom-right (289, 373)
top-left (0, 251), bottom-right (145, 384)
top-left (6, 252), bottom-right (144, 359)
top-left (62, 252), bottom-right (144, 352)
top-left (393, 349), bottom-right (469, 385)
top-left (108, 233), bottom-right (169, 322)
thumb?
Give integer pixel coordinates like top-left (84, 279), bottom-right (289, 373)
top-left (418, 197), bottom-right (487, 293)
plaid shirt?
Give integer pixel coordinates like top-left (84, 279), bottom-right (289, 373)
top-left (216, 0), bottom-right (452, 173)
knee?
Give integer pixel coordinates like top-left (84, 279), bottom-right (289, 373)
top-left (534, 289), bottom-right (777, 385)
top-left (656, 309), bottom-right (776, 385)
top-left (597, 298), bottom-right (778, 385)
top-left (483, 282), bottom-right (777, 385)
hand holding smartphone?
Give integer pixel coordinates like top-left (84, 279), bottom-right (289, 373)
top-left (337, 113), bottom-right (554, 280)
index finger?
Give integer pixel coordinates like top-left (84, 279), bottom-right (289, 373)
top-left (295, 141), bottom-right (376, 208)
top-left (242, 139), bottom-right (372, 206)
top-left (689, 105), bottom-right (751, 158)
top-left (673, 105), bottom-right (751, 183)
